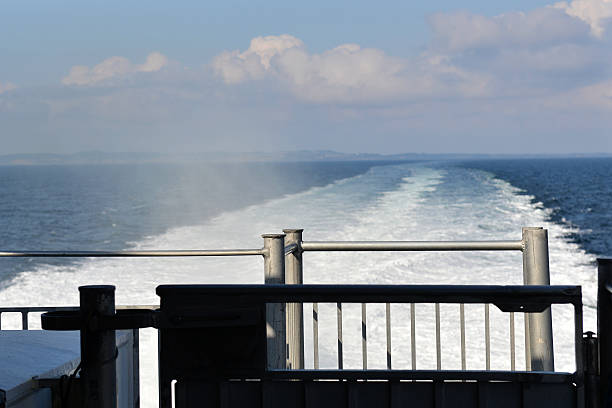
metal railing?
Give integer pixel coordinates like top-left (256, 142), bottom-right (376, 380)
top-left (37, 283), bottom-right (586, 408)
top-left (0, 226), bottom-right (553, 372)
top-left (0, 305), bottom-right (157, 330)
top-left (284, 227), bottom-right (553, 372)
top-left (315, 300), bottom-right (525, 371)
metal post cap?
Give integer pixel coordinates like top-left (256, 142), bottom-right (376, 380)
top-left (261, 234), bottom-right (286, 239)
top-left (79, 285), bottom-right (116, 293)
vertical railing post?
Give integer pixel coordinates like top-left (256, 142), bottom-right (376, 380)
top-left (284, 228), bottom-right (304, 369)
top-left (263, 233), bottom-right (287, 369)
top-left (79, 285), bottom-right (117, 408)
top-left (522, 227), bottom-right (554, 371)
top-left (598, 258), bottom-right (612, 406)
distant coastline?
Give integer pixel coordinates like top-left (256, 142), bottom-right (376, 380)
top-left (0, 150), bottom-right (610, 166)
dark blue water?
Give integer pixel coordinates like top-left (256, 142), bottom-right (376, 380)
top-left (459, 158), bottom-right (612, 258)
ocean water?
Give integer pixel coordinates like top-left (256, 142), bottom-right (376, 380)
top-left (0, 158), bottom-right (609, 407)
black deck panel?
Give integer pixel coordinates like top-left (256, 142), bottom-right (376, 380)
top-left (477, 382), bottom-right (522, 408)
top-left (522, 383), bottom-right (575, 408)
top-left (348, 382), bottom-right (389, 408)
top-left (305, 381), bottom-right (347, 408)
top-left (220, 382), bottom-right (262, 408)
top-left (262, 381), bottom-right (305, 408)
top-left (173, 380), bottom-right (577, 408)
top-left (391, 382), bottom-right (435, 408)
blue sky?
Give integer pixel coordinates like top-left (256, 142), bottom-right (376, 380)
top-left (1, 0), bottom-right (611, 154)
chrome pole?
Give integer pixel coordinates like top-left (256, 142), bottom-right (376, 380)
top-left (263, 233), bottom-right (287, 369)
top-left (522, 227), bottom-right (554, 371)
top-left (284, 228), bottom-right (304, 369)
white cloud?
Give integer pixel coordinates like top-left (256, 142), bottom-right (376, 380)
top-left (212, 35), bottom-right (491, 103)
top-left (62, 52), bottom-right (168, 86)
top-left (574, 79), bottom-right (612, 108)
top-left (554, 0), bottom-right (612, 37)
top-left (424, 1), bottom-right (612, 98)
top-left (428, 7), bottom-right (590, 53)
top-left (0, 81), bottom-right (17, 94)
top-left (212, 34), bottom-right (304, 83)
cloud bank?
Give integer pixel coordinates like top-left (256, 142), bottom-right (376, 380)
top-left (62, 52), bottom-right (168, 86)
top-left (210, 0), bottom-right (612, 106)
top-left (212, 35), bottom-right (490, 103)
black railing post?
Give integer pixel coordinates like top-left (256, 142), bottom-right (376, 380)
top-left (598, 259), bottom-right (612, 407)
top-left (79, 285), bottom-right (117, 408)
top-left (584, 331), bottom-right (599, 408)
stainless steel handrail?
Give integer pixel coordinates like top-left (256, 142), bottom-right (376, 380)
top-left (301, 240), bottom-right (523, 251)
top-left (0, 249), bottom-right (263, 257)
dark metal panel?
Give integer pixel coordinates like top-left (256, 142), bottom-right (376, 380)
top-left (220, 382), bottom-right (262, 408)
top-left (435, 382), bottom-right (478, 408)
top-left (262, 381), bottom-right (305, 408)
top-left (522, 383), bottom-right (576, 408)
top-left (175, 381), bottom-right (218, 408)
top-left (348, 382), bottom-right (389, 408)
top-left (305, 381), bottom-right (347, 408)
top-left (390, 382), bottom-right (434, 408)
top-left (477, 382), bottom-right (521, 408)
top-left (155, 284), bottom-right (582, 312)
top-left (157, 306), bottom-right (267, 382)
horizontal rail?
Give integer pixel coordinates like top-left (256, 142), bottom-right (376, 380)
top-left (156, 284), bottom-right (581, 310)
top-left (300, 240), bottom-right (523, 251)
top-left (0, 305), bottom-right (158, 330)
top-left (0, 305), bottom-right (157, 313)
top-left (266, 369), bottom-right (574, 383)
top-left (0, 240), bottom-right (523, 258)
top-left (0, 249), bottom-right (263, 257)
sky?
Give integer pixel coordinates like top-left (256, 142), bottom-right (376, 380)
top-left (1, 0), bottom-right (611, 155)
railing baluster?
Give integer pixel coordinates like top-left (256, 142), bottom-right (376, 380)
top-left (313, 302), bottom-right (319, 369)
top-left (361, 303), bottom-right (367, 370)
top-left (524, 314), bottom-right (531, 371)
top-left (21, 311), bottom-right (28, 330)
top-left (460, 303), bottom-right (466, 370)
top-left (386, 303), bottom-right (392, 369)
top-left (411, 303), bottom-right (416, 370)
top-left (337, 302), bottom-right (343, 369)
top-left (510, 312), bottom-right (516, 371)
top-left (485, 303), bottom-right (491, 370)
top-left (435, 303), bottom-right (441, 370)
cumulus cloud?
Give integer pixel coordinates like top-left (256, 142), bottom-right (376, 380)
top-left (554, 0), bottom-right (612, 37)
top-left (212, 34), bottom-right (304, 83)
top-left (62, 52), bottom-right (168, 86)
top-left (212, 35), bottom-right (490, 103)
top-left (0, 81), bottom-right (17, 94)
top-left (211, 0), bottom-right (612, 111)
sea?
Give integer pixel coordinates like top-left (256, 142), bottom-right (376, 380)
top-left (0, 158), bottom-right (610, 406)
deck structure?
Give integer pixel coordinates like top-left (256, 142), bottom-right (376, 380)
top-left (1, 227), bottom-right (609, 407)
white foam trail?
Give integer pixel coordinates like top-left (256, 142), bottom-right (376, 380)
top-left (0, 163), bottom-right (596, 407)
